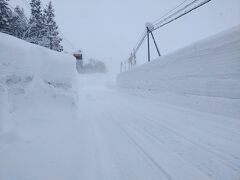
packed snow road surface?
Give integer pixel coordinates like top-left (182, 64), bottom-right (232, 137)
top-left (1, 75), bottom-right (240, 180)
top-left (75, 75), bottom-right (240, 180)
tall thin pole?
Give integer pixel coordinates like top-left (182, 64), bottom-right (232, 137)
top-left (147, 28), bottom-right (150, 62)
top-left (150, 31), bottom-right (161, 57)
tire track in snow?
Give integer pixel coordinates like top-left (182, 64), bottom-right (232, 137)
top-left (114, 120), bottom-right (173, 180)
top-left (118, 96), bottom-right (240, 170)
top-left (106, 95), bottom-right (240, 179)
top-left (133, 111), bottom-right (240, 172)
top-left (124, 116), bottom-right (239, 180)
top-left (113, 115), bottom-right (213, 180)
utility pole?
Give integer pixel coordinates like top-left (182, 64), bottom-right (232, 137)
top-left (120, 62), bottom-right (123, 73)
top-left (147, 27), bottom-right (150, 62)
top-left (145, 22), bottom-right (161, 62)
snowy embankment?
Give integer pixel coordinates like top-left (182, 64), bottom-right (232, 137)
top-left (117, 25), bottom-right (240, 118)
top-left (0, 33), bottom-right (77, 135)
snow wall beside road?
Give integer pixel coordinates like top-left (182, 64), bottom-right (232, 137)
top-left (117, 26), bottom-right (240, 99)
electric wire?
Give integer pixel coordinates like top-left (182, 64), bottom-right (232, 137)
top-left (126, 0), bottom-right (212, 67)
top-left (152, 0), bottom-right (190, 25)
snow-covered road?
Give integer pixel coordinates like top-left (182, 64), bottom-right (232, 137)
top-left (77, 75), bottom-right (240, 180)
top-left (1, 74), bottom-right (240, 180)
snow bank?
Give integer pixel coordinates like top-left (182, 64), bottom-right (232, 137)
top-left (0, 33), bottom-right (78, 129)
top-left (0, 32), bottom-right (77, 91)
top-left (117, 25), bottom-right (240, 118)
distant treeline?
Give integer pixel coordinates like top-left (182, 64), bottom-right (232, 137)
top-left (0, 0), bottom-right (63, 52)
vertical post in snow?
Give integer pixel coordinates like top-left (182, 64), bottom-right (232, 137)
top-left (150, 31), bottom-right (161, 57)
top-left (120, 62), bottom-right (123, 73)
top-left (147, 27), bottom-right (150, 62)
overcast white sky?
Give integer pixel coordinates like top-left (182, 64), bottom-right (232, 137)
top-left (10, 0), bottom-right (240, 66)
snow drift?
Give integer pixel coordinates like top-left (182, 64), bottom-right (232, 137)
top-left (117, 25), bottom-right (240, 118)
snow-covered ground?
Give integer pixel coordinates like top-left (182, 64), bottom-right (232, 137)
top-left (0, 25), bottom-right (240, 180)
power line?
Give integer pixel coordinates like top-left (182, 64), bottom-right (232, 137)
top-left (152, 0), bottom-right (190, 25)
top-left (133, 0), bottom-right (200, 56)
top-left (58, 29), bottom-right (77, 52)
top-left (153, 0), bottom-right (200, 27)
top-left (153, 0), bottom-right (212, 30)
top-left (125, 0), bottom-right (212, 67)
top-left (135, 31), bottom-right (147, 54)
top-left (134, 30), bottom-right (147, 52)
